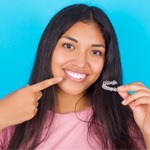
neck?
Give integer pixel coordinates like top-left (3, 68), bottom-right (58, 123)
top-left (55, 89), bottom-right (91, 113)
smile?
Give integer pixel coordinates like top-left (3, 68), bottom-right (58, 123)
top-left (65, 69), bottom-right (87, 81)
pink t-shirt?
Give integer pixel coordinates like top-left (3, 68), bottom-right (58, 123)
top-left (0, 107), bottom-right (95, 150)
top-left (0, 107), bottom-right (145, 150)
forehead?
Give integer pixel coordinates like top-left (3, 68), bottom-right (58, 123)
top-left (64, 21), bottom-right (102, 34)
top-left (61, 21), bottom-right (105, 45)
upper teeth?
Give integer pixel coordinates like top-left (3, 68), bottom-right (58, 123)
top-left (66, 70), bottom-right (86, 79)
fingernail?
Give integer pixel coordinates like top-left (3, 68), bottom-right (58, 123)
top-left (121, 99), bottom-right (127, 105)
top-left (56, 77), bottom-right (63, 82)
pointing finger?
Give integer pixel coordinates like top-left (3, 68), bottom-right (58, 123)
top-left (31, 77), bottom-right (63, 92)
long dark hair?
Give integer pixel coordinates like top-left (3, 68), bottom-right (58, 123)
top-left (8, 4), bottom-right (144, 149)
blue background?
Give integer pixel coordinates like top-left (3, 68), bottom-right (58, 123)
top-left (0, 0), bottom-right (150, 98)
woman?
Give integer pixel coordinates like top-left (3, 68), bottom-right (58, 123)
top-left (0, 4), bottom-right (150, 149)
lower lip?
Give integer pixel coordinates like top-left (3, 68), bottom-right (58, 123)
top-left (64, 70), bottom-right (86, 82)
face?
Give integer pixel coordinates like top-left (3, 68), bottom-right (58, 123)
top-left (51, 22), bottom-right (105, 97)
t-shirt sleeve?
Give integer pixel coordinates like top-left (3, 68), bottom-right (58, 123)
top-left (0, 126), bottom-right (15, 149)
top-left (0, 129), bottom-right (7, 149)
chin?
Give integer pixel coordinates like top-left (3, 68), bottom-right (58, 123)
top-left (64, 88), bottom-right (86, 96)
top-left (57, 84), bottom-right (86, 97)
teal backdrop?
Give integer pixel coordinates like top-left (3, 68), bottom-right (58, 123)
top-left (0, 0), bottom-right (150, 98)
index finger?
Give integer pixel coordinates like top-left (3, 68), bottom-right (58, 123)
top-left (30, 77), bottom-right (63, 92)
top-left (117, 83), bottom-right (149, 92)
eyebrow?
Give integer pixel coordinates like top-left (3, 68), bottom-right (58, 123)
top-left (91, 44), bottom-right (105, 48)
top-left (61, 36), bottom-right (105, 48)
top-left (61, 36), bottom-right (78, 43)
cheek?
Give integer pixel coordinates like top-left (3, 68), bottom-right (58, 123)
top-left (51, 48), bottom-right (70, 73)
top-left (90, 60), bottom-right (105, 75)
top-left (52, 49), bottom-right (63, 65)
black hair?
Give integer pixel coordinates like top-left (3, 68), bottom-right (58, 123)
top-left (8, 4), bottom-right (145, 149)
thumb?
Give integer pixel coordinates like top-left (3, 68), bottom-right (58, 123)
top-left (117, 87), bottom-right (135, 109)
top-left (117, 85), bottom-right (130, 99)
top-left (117, 91), bottom-right (129, 100)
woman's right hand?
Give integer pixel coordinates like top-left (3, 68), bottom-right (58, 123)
top-left (0, 77), bottom-right (63, 130)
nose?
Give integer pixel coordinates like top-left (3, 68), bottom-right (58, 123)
top-left (72, 52), bottom-right (87, 68)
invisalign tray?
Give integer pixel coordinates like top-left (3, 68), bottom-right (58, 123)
top-left (102, 80), bottom-right (117, 92)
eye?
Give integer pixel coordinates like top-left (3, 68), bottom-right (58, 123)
top-left (63, 43), bottom-right (74, 50)
top-left (90, 50), bottom-right (102, 56)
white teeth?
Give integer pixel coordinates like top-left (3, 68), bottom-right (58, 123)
top-left (77, 74), bottom-right (80, 78)
top-left (66, 70), bottom-right (86, 80)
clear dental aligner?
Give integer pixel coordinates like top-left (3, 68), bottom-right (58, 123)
top-left (102, 80), bottom-right (117, 92)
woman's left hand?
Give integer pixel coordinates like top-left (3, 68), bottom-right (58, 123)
top-left (117, 82), bottom-right (150, 137)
